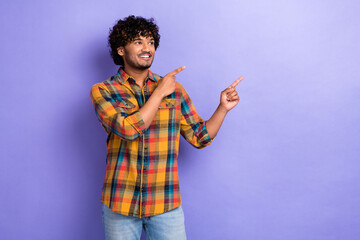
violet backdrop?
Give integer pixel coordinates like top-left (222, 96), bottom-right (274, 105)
top-left (1, 0), bottom-right (360, 239)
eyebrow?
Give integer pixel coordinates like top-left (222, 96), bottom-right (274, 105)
top-left (133, 38), bottom-right (155, 41)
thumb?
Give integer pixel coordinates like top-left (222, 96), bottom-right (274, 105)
top-left (222, 86), bottom-right (234, 95)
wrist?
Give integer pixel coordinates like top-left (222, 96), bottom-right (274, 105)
top-left (217, 104), bottom-right (229, 114)
top-left (153, 88), bottom-right (166, 100)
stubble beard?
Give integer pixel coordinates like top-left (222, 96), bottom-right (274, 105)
top-left (124, 53), bottom-right (154, 71)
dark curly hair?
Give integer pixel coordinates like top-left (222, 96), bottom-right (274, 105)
top-left (108, 15), bottom-right (160, 66)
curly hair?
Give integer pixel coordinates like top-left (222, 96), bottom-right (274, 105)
top-left (108, 15), bottom-right (160, 66)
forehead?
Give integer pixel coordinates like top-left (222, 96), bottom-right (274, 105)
top-left (132, 35), bottom-right (154, 41)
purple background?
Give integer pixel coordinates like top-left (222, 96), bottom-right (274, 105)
top-left (1, 0), bottom-right (360, 239)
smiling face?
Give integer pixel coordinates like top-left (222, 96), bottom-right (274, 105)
top-left (118, 36), bottom-right (155, 71)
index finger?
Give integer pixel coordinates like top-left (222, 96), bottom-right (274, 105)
top-left (230, 76), bottom-right (244, 88)
top-left (167, 66), bottom-right (186, 76)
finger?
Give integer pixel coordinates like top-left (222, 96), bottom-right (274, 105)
top-left (167, 66), bottom-right (186, 76)
top-left (230, 76), bottom-right (244, 88)
top-left (228, 91), bottom-right (238, 98)
top-left (228, 95), bottom-right (240, 102)
top-left (225, 88), bottom-right (236, 95)
top-left (227, 92), bottom-right (238, 100)
top-left (223, 87), bottom-right (233, 95)
top-left (225, 86), bottom-right (235, 97)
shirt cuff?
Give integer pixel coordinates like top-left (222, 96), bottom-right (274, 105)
top-left (198, 123), bottom-right (214, 147)
top-left (125, 111), bottom-right (146, 134)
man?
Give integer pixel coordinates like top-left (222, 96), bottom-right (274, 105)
top-left (90, 15), bottom-right (243, 240)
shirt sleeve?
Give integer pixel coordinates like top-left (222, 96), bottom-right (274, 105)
top-left (90, 84), bottom-right (145, 141)
top-left (178, 83), bottom-right (213, 149)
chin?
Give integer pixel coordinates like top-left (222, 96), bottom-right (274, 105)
top-left (138, 64), bottom-right (152, 70)
top-left (140, 62), bottom-right (153, 69)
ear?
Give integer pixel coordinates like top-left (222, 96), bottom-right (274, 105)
top-left (117, 47), bottom-right (124, 56)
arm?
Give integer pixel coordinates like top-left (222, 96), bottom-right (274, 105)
top-left (179, 84), bottom-right (213, 149)
top-left (90, 84), bottom-right (145, 141)
top-left (139, 66), bottom-right (186, 129)
top-left (90, 67), bottom-right (186, 140)
top-left (205, 76), bottom-right (244, 139)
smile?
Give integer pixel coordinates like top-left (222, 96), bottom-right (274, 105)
top-left (139, 54), bottom-right (152, 59)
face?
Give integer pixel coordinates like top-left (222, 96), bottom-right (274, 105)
top-left (118, 36), bottom-right (155, 71)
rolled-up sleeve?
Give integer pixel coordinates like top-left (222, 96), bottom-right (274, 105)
top-left (90, 84), bottom-right (145, 141)
top-left (179, 83), bottom-right (213, 149)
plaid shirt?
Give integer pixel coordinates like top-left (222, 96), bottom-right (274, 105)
top-left (90, 68), bottom-right (213, 218)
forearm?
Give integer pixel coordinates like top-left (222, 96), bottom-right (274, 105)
top-left (205, 104), bottom-right (228, 139)
top-left (138, 66), bottom-right (186, 129)
top-left (138, 89), bottom-right (164, 129)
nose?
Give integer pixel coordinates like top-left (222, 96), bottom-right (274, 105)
top-left (142, 43), bottom-right (150, 52)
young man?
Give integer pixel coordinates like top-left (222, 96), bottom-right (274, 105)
top-left (90, 15), bottom-right (243, 240)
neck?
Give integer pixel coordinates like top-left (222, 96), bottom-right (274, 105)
top-left (123, 65), bottom-right (149, 86)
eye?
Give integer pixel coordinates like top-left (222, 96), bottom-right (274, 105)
top-left (149, 41), bottom-right (155, 45)
top-left (135, 41), bottom-right (142, 45)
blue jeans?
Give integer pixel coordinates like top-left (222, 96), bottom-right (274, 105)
top-left (102, 204), bottom-right (187, 240)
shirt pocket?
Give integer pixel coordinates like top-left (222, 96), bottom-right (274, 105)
top-left (158, 98), bottom-right (178, 127)
top-left (159, 98), bottom-right (177, 109)
top-left (116, 98), bottom-right (138, 114)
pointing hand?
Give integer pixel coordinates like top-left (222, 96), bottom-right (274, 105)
top-left (220, 76), bottom-right (244, 112)
top-left (156, 66), bottom-right (186, 98)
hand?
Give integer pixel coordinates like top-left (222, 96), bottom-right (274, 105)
top-left (219, 76), bottom-right (244, 112)
top-left (155, 66), bottom-right (186, 98)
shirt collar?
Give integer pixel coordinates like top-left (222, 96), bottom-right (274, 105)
top-left (115, 67), bottom-right (158, 84)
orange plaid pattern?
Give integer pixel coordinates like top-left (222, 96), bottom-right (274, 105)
top-left (90, 68), bottom-right (212, 218)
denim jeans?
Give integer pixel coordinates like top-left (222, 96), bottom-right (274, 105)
top-left (102, 203), bottom-right (187, 240)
